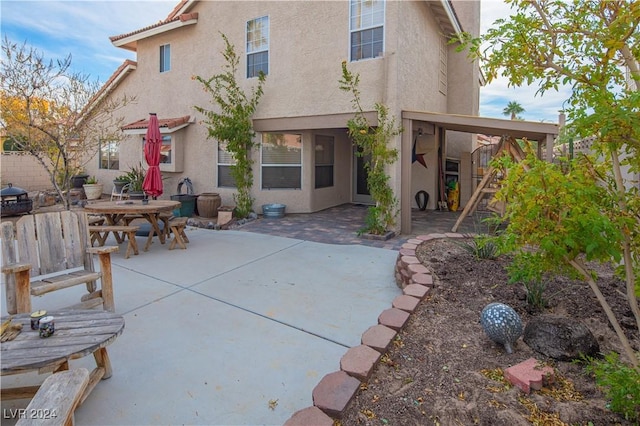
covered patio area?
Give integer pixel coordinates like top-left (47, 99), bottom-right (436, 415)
top-left (400, 111), bottom-right (560, 234)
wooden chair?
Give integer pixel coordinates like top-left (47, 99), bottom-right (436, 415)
top-left (1, 211), bottom-right (118, 314)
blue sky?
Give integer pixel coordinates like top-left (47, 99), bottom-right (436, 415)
top-left (1, 0), bottom-right (570, 123)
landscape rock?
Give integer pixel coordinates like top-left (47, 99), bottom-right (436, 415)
top-left (523, 315), bottom-right (600, 361)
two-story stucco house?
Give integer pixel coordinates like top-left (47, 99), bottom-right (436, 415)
top-left (83, 0), bottom-right (558, 234)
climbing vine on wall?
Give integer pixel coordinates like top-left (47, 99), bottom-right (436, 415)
top-left (339, 61), bottom-right (402, 235)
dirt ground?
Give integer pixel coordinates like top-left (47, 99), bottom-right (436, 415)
top-left (340, 238), bottom-right (638, 426)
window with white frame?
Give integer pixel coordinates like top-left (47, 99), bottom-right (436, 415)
top-left (350, 0), bottom-right (384, 61)
top-left (218, 141), bottom-right (236, 188)
top-left (99, 140), bottom-right (119, 170)
top-left (143, 135), bottom-right (173, 164)
top-left (247, 16), bottom-right (269, 78)
top-left (261, 133), bottom-right (301, 189)
top-left (315, 135), bottom-right (334, 189)
top-left (160, 44), bottom-right (171, 73)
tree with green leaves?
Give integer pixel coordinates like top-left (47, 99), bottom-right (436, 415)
top-left (1, 37), bottom-right (133, 209)
top-left (502, 101), bottom-right (524, 120)
top-left (455, 0), bottom-right (639, 368)
top-left (339, 61), bottom-right (401, 235)
top-left (194, 33), bottom-right (265, 218)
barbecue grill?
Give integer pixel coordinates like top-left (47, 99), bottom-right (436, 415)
top-left (1, 183), bottom-right (33, 216)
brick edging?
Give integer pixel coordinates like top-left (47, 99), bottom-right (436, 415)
top-left (284, 233), bottom-right (466, 425)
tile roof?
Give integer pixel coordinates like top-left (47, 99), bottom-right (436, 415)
top-left (109, 12), bottom-right (198, 43)
top-left (122, 116), bottom-right (191, 131)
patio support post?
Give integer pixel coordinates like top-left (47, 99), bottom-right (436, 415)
top-left (401, 118), bottom-right (413, 235)
top-left (546, 133), bottom-right (554, 162)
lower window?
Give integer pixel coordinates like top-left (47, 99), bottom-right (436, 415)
top-left (99, 140), bottom-right (119, 170)
top-left (315, 135), bottom-right (334, 188)
top-left (261, 133), bottom-right (302, 189)
top-left (218, 142), bottom-right (236, 188)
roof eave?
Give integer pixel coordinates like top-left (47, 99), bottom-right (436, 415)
top-left (441, 0), bottom-right (463, 34)
top-left (168, 0), bottom-right (198, 20)
top-left (111, 16), bottom-right (198, 52)
top-left (427, 0), bottom-right (464, 37)
top-left (75, 60), bottom-right (137, 127)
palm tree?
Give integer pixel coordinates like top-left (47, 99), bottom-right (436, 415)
top-left (503, 101), bottom-right (525, 120)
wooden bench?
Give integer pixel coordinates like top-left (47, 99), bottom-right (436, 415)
top-left (2, 211), bottom-right (118, 314)
top-left (87, 215), bottom-right (105, 226)
top-left (16, 368), bottom-right (90, 426)
top-left (123, 214), bottom-right (172, 233)
top-left (89, 225), bottom-right (139, 259)
top-left (168, 217), bottom-right (189, 250)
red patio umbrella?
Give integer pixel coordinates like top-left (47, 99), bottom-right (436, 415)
top-left (142, 113), bottom-right (163, 198)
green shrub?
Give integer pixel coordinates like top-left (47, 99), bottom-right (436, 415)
top-left (125, 163), bottom-right (146, 192)
top-left (523, 280), bottom-right (547, 310)
top-left (584, 352), bottom-right (640, 422)
top-left (456, 235), bottom-right (498, 260)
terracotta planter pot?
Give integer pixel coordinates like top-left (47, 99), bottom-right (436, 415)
top-left (197, 193), bottom-right (221, 218)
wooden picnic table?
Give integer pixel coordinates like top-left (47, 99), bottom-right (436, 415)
top-left (84, 199), bottom-right (180, 251)
top-left (1, 310), bottom-right (125, 403)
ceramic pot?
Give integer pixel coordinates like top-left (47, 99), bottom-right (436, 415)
top-left (113, 180), bottom-right (128, 193)
top-left (197, 193), bottom-right (221, 218)
top-left (83, 183), bottom-right (104, 200)
top-left (71, 174), bottom-right (89, 188)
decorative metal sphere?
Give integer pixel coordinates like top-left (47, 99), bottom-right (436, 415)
top-left (481, 302), bottom-right (523, 354)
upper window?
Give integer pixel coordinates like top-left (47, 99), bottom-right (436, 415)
top-left (247, 16), bottom-right (269, 78)
top-left (350, 0), bottom-right (384, 61)
top-left (160, 44), bottom-right (171, 73)
top-left (99, 140), bottom-right (119, 170)
top-left (261, 133), bottom-right (301, 189)
top-left (315, 135), bottom-right (334, 189)
top-left (218, 142), bottom-right (236, 188)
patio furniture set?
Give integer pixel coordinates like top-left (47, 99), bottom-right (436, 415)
top-left (0, 209), bottom-right (129, 424)
top-left (84, 199), bottom-right (189, 256)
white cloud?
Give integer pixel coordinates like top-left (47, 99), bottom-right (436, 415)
top-left (2, 1), bottom-right (174, 80)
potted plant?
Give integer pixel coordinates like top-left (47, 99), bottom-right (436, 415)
top-left (71, 168), bottom-right (89, 189)
top-left (113, 174), bottom-right (129, 193)
top-left (82, 176), bottom-right (104, 200)
top-left (125, 163), bottom-right (146, 200)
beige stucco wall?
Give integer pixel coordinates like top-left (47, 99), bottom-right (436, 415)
top-left (82, 0), bottom-right (480, 224)
top-left (1, 153), bottom-right (53, 191)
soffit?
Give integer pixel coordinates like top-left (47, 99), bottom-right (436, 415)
top-left (427, 0), bottom-right (463, 36)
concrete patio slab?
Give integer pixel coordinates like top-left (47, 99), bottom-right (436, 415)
top-left (1, 227), bottom-right (400, 425)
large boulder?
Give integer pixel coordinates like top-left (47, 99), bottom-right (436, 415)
top-left (523, 315), bottom-right (600, 361)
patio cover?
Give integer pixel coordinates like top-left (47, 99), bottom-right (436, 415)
top-left (400, 110), bottom-right (560, 234)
